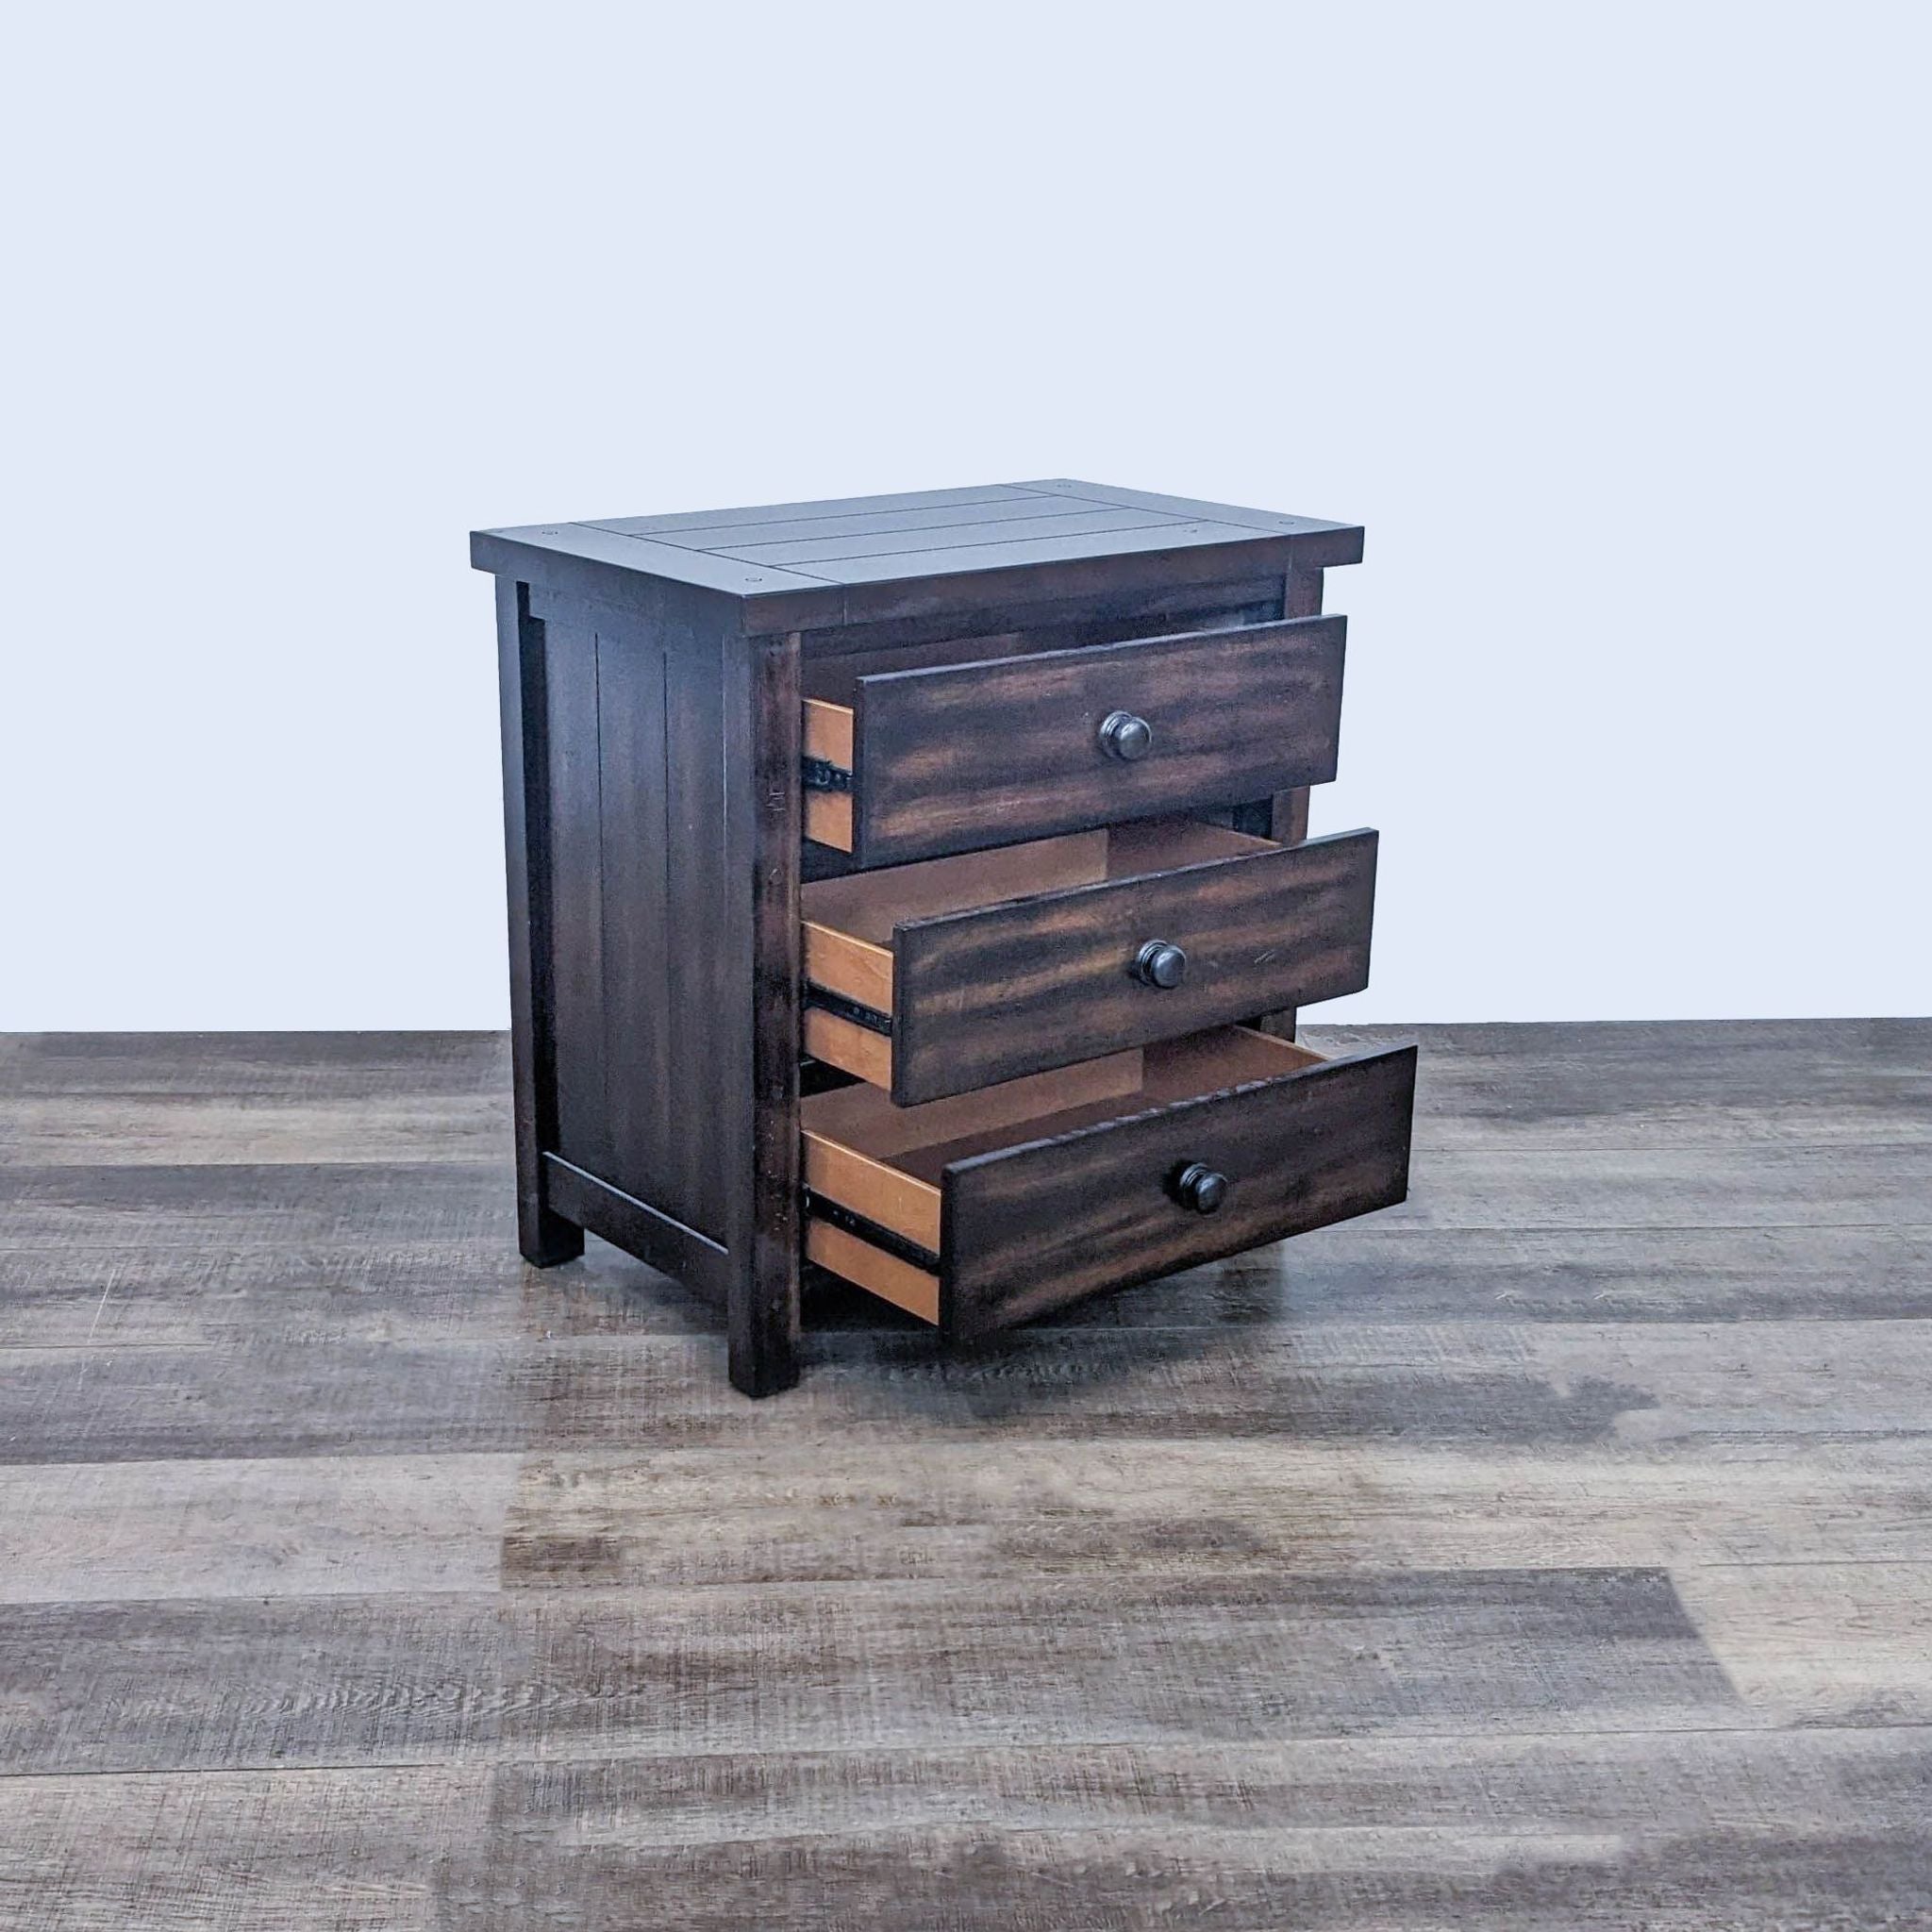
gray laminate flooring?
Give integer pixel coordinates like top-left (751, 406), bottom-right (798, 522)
top-left (1, 1021), bottom-right (1929, 1930)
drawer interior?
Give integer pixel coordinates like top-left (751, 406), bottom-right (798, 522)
top-left (802, 1025), bottom-right (1324, 1322)
top-left (802, 817), bottom-right (1274, 1048)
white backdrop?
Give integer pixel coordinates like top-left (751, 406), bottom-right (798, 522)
top-left (6, 2), bottom-right (1926, 1028)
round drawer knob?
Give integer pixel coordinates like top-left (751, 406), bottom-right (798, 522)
top-left (1172, 1161), bottom-right (1228, 1215)
top-left (1134, 940), bottom-right (1189, 990)
top-left (1097, 709), bottom-right (1153, 761)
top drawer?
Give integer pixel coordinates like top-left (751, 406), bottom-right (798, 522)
top-left (804, 613), bottom-right (1346, 867)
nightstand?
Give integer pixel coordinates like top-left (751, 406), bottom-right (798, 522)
top-left (473, 480), bottom-right (1413, 1396)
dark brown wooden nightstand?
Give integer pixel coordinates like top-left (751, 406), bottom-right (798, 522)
top-left (473, 480), bottom-right (1414, 1396)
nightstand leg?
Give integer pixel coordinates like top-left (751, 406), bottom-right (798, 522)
top-left (495, 575), bottom-right (584, 1270)
top-left (727, 631), bottom-right (804, 1397)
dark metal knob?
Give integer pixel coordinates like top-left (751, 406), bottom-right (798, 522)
top-left (1097, 709), bottom-right (1153, 761)
top-left (1134, 940), bottom-right (1188, 990)
top-left (1171, 1161), bottom-right (1228, 1214)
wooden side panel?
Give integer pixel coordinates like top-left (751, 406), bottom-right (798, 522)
top-left (851, 615), bottom-right (1346, 866)
top-left (542, 597), bottom-right (736, 1246)
top-left (891, 830), bottom-right (1379, 1104)
top-left (942, 1044), bottom-right (1417, 1337)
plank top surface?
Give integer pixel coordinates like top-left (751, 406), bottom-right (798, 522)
top-left (5, 1018), bottom-right (1929, 1928)
top-left (472, 479), bottom-right (1363, 630)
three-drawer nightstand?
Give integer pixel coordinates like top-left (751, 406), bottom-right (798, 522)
top-left (473, 480), bottom-right (1414, 1396)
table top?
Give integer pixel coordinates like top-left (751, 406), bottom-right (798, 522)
top-left (473, 479), bottom-right (1361, 635)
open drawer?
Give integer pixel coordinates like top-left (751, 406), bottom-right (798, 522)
top-left (802, 1026), bottom-right (1416, 1336)
top-left (803, 819), bottom-right (1378, 1105)
top-left (803, 612), bottom-right (1346, 866)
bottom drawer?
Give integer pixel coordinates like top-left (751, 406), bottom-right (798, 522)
top-left (802, 1026), bottom-right (1415, 1337)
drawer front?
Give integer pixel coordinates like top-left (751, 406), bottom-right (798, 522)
top-left (824, 613), bottom-right (1345, 866)
top-left (891, 828), bottom-right (1378, 1103)
top-left (942, 1041), bottom-right (1415, 1336)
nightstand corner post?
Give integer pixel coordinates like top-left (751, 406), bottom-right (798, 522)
top-left (494, 575), bottom-right (585, 1267)
top-left (725, 626), bottom-right (805, 1397)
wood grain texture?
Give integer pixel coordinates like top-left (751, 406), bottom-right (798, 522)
top-left (491, 1567), bottom-right (1740, 1757)
top-left (724, 629), bottom-right (804, 1397)
top-left (449, 1732), bottom-right (1931, 1932)
top-left (791, 568), bottom-right (1291, 675)
top-left (802, 917), bottom-right (893, 1011)
top-left (482, 574), bottom-right (807, 1398)
top-left (538, 604), bottom-right (608, 1180)
top-left (802, 784), bottom-right (853, 850)
top-left (1309, 1018), bottom-right (1932, 1148)
top-left (800, 824), bottom-right (1236, 940)
top-left (4, 1022), bottom-right (1930, 1930)
top-left (0, 1594), bottom-right (508, 1772)
top-left (804, 1221), bottom-right (940, 1324)
top-left (591, 482), bottom-right (1046, 539)
top-left (0, 1338), bottom-right (524, 1463)
top-left (944, 1037), bottom-right (1414, 1336)
top-left (806, 530), bottom-right (1314, 635)
top-left (1022, 478), bottom-right (1365, 560)
top-left (0, 1030), bottom-right (511, 1165)
top-left (891, 826), bottom-right (1377, 1102)
top-left (163, 1314), bottom-right (1916, 1458)
top-left (558, 589), bottom-right (740, 1242)
top-left (802, 1127), bottom-right (941, 1251)
top-left (714, 503), bottom-right (1192, 567)
top-left (499, 1432), bottom-right (1932, 1588)
top-left (846, 612), bottom-right (1346, 866)
top-left (801, 693), bottom-right (855, 764)
top-left (801, 1002), bottom-right (893, 1088)
top-left (0, 1768), bottom-right (491, 1932)
top-left (476, 479), bottom-right (1361, 636)
top-left (798, 573), bottom-right (1285, 667)
top-left (0, 1454), bottom-right (516, 1604)
top-left (800, 1045), bottom-right (1148, 1164)
top-left (32, 1313), bottom-right (1890, 1474)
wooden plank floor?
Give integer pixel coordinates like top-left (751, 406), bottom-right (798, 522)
top-left (1, 1020), bottom-right (1929, 1930)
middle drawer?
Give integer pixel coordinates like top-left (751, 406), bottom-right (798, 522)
top-left (802, 818), bottom-right (1378, 1105)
